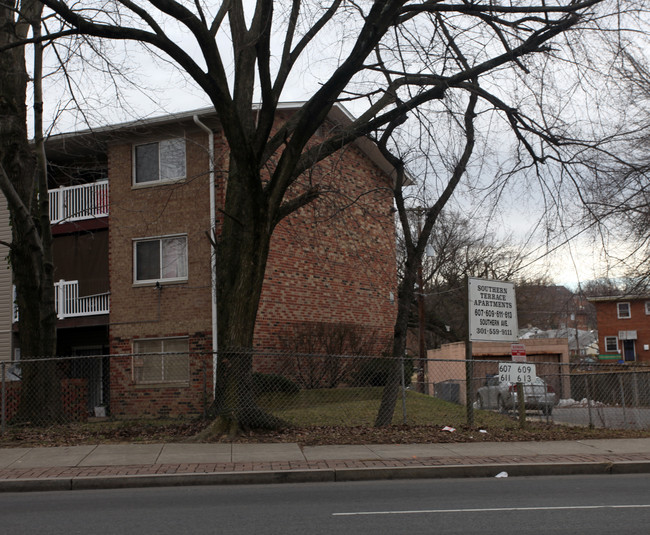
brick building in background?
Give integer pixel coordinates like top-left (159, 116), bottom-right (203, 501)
top-left (589, 295), bottom-right (650, 363)
top-left (7, 104), bottom-right (398, 418)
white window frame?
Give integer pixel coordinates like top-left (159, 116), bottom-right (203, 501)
top-left (645, 301), bottom-right (650, 315)
top-left (132, 337), bottom-right (189, 384)
top-left (604, 336), bottom-right (619, 353)
top-left (133, 234), bottom-right (188, 284)
top-left (617, 302), bottom-right (631, 319)
top-left (133, 138), bottom-right (186, 185)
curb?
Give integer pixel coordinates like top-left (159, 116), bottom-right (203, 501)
top-left (333, 462), bottom-right (615, 481)
top-left (2, 460), bottom-right (650, 493)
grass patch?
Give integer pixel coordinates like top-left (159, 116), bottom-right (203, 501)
top-left (258, 387), bottom-right (517, 428)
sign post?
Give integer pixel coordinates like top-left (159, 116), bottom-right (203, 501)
top-left (467, 278), bottom-right (520, 426)
top-left (498, 362), bottom-right (537, 428)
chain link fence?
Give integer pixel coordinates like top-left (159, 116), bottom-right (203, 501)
top-left (3, 351), bottom-right (650, 433)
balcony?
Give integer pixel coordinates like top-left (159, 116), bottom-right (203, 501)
top-left (49, 180), bottom-right (109, 224)
top-left (13, 280), bottom-right (110, 323)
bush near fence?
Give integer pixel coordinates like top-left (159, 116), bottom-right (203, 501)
top-left (4, 378), bottom-right (89, 423)
top-left (255, 352), bottom-right (413, 391)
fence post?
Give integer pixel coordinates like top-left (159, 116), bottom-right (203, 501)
top-left (400, 353), bottom-right (407, 425)
top-left (1, 361), bottom-right (5, 435)
top-left (543, 374), bottom-right (550, 424)
top-left (465, 343), bottom-right (474, 427)
top-left (633, 372), bottom-right (640, 408)
top-left (516, 382), bottom-right (526, 428)
top-left (203, 360), bottom-right (207, 419)
top-left (584, 374), bottom-right (594, 429)
top-left (633, 372), bottom-right (641, 428)
top-left (619, 375), bottom-right (628, 428)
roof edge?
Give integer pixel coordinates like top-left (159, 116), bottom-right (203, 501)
top-left (45, 102), bottom-right (408, 183)
top-left (587, 295), bottom-right (650, 302)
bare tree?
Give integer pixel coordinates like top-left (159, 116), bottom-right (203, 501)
top-left (6, 0), bottom-right (619, 431)
top-left (579, 50), bottom-right (650, 291)
top-left (367, 1), bottom-right (644, 425)
top-left (1, 1), bottom-right (158, 423)
top-left (419, 214), bottom-right (538, 344)
top-left (0, 0), bottom-right (65, 423)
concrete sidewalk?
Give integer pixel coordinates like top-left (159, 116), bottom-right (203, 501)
top-left (1, 438), bottom-right (650, 492)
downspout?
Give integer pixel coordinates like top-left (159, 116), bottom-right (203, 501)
top-left (193, 115), bottom-right (218, 399)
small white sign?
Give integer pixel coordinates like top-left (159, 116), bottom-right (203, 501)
top-left (498, 362), bottom-right (537, 384)
top-left (511, 343), bottom-right (526, 363)
top-left (468, 278), bottom-right (518, 342)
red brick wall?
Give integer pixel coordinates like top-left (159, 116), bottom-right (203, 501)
top-left (254, 140), bottom-right (396, 355)
top-left (108, 332), bottom-right (212, 418)
top-left (594, 299), bottom-right (650, 362)
top-left (107, 127), bottom-right (217, 418)
top-left (5, 379), bottom-right (88, 423)
top-left (107, 118), bottom-right (397, 418)
top-left (107, 130), bottom-right (213, 338)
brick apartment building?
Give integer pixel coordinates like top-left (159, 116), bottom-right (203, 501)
top-left (588, 295), bottom-right (650, 362)
top-left (4, 104), bottom-right (398, 418)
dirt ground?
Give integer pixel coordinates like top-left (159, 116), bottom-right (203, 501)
top-left (2, 419), bottom-right (650, 447)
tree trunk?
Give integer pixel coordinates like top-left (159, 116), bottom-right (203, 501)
top-left (0, 1), bottom-right (61, 424)
top-left (374, 92), bottom-right (477, 427)
top-left (210, 164), bottom-right (285, 433)
top-left (13, 256), bottom-right (60, 424)
top-left (374, 270), bottom-right (418, 427)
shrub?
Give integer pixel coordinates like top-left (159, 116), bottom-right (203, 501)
top-left (251, 373), bottom-right (300, 395)
top-left (352, 356), bottom-right (413, 387)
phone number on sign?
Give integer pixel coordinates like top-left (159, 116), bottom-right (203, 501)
top-left (474, 328), bottom-right (513, 336)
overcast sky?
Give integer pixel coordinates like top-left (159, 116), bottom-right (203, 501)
top-left (33, 1), bottom-right (644, 290)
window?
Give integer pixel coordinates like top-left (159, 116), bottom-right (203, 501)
top-left (134, 138), bottom-right (186, 184)
top-left (133, 338), bottom-right (189, 383)
top-left (134, 235), bottom-right (188, 283)
top-left (645, 302), bottom-right (650, 315)
top-left (617, 302), bottom-right (631, 319)
top-left (604, 336), bottom-right (618, 353)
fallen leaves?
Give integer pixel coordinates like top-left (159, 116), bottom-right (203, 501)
top-left (0, 420), bottom-right (649, 447)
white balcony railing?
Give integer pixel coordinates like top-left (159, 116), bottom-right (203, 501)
top-left (12, 280), bottom-right (110, 323)
top-left (49, 180), bottom-right (109, 224)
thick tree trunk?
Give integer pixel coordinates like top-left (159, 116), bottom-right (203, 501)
top-left (13, 255), bottom-right (60, 424)
top-left (210, 164), bottom-right (286, 433)
top-left (0, 1), bottom-right (61, 424)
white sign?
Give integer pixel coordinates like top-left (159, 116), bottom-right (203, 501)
top-left (498, 362), bottom-right (537, 384)
top-left (468, 278), bottom-right (518, 342)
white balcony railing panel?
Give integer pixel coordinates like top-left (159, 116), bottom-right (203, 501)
top-left (13, 280), bottom-right (109, 322)
top-left (49, 180), bottom-right (109, 224)
top-left (55, 280), bottom-right (110, 319)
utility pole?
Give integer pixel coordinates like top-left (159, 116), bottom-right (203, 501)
top-left (418, 258), bottom-right (426, 394)
top-left (409, 206), bottom-right (431, 395)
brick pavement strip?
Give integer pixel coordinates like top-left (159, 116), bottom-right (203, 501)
top-left (1, 453), bottom-right (650, 482)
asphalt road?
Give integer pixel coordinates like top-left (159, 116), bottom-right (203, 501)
top-left (2, 474), bottom-right (650, 534)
